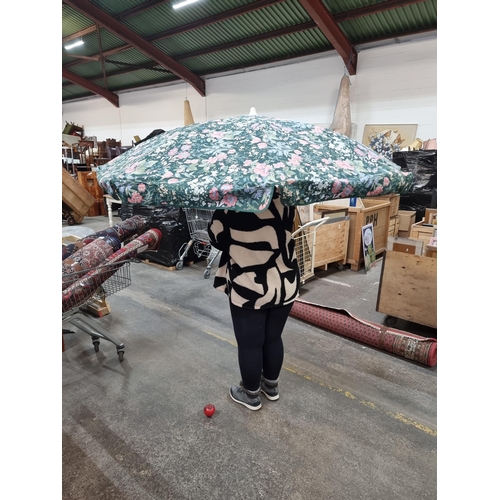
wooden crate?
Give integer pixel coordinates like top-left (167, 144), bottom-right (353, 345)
top-left (316, 198), bottom-right (391, 271)
top-left (409, 220), bottom-right (436, 246)
top-left (376, 194), bottom-right (400, 218)
top-left (62, 168), bottom-right (96, 222)
top-left (388, 215), bottom-right (400, 237)
top-left (424, 208), bottom-right (437, 225)
top-left (77, 170), bottom-right (106, 216)
top-left (312, 216), bottom-right (350, 270)
top-left (397, 210), bottom-right (416, 238)
top-left (376, 250), bottom-right (437, 329)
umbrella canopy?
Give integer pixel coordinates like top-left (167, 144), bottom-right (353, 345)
top-left (97, 115), bottom-right (413, 213)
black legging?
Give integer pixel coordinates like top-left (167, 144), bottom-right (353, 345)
top-left (229, 302), bottom-right (294, 392)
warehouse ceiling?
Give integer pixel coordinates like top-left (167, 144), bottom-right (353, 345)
top-left (62, 0), bottom-right (437, 107)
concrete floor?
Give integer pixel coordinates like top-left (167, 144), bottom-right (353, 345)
top-left (62, 215), bottom-right (437, 500)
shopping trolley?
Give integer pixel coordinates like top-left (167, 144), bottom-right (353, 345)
top-left (62, 260), bottom-right (132, 361)
top-left (292, 218), bottom-right (329, 284)
top-left (176, 208), bottom-right (220, 279)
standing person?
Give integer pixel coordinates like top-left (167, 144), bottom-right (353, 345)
top-left (207, 188), bottom-right (300, 411)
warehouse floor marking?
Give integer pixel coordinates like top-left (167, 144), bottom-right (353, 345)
top-left (204, 328), bottom-right (437, 438)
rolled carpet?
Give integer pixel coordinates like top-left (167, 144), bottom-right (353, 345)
top-left (62, 215), bottom-right (146, 260)
top-left (62, 235), bottom-right (122, 290)
top-left (290, 299), bottom-right (437, 367)
top-left (62, 229), bottom-right (162, 314)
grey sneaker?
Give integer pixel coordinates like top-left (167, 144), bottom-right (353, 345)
top-left (229, 384), bottom-right (262, 411)
top-left (261, 376), bottom-right (279, 401)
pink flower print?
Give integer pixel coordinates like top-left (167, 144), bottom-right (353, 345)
top-left (220, 183), bottom-right (233, 194)
top-left (254, 163), bottom-right (271, 177)
top-left (167, 178), bottom-right (179, 184)
top-left (222, 194), bottom-right (237, 207)
top-left (243, 160), bottom-right (253, 167)
top-left (298, 140), bottom-right (309, 145)
top-left (181, 144), bottom-right (192, 151)
top-left (258, 202), bottom-right (268, 210)
top-left (128, 192), bottom-right (143, 203)
top-left (341, 185), bottom-right (354, 197)
top-left (228, 149), bottom-right (236, 154)
top-left (322, 158), bottom-right (331, 164)
top-left (125, 163), bottom-right (138, 174)
top-left (209, 188), bottom-right (219, 201)
top-left (207, 156), bottom-right (218, 164)
top-left (251, 137), bottom-right (261, 144)
top-left (274, 162), bottom-right (285, 169)
top-left (161, 171), bottom-right (173, 178)
top-left (217, 153), bottom-right (228, 161)
top-left (294, 150), bottom-right (302, 155)
top-left (168, 148), bottom-right (178, 156)
top-left (290, 154), bottom-right (302, 166)
top-left (335, 160), bottom-right (354, 170)
top-left (313, 126), bottom-right (324, 133)
top-left (331, 180), bottom-right (342, 194)
top-left (177, 151), bottom-right (190, 159)
top-left (286, 179), bottom-right (296, 184)
top-left (354, 147), bottom-right (366, 156)
top-left (367, 186), bottom-right (384, 196)
top-left (212, 131), bottom-right (226, 139)
top-left (257, 142), bottom-right (267, 149)
top-left (383, 177), bottom-right (390, 186)
top-left (138, 183), bottom-right (146, 193)
top-left (368, 149), bottom-right (380, 160)
top-left (311, 144), bottom-right (321, 150)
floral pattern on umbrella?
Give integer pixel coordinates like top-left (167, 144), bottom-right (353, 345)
top-left (97, 115), bottom-right (413, 213)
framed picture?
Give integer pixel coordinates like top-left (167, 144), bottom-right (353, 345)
top-left (362, 124), bottom-right (418, 156)
top-left (362, 223), bottom-right (377, 273)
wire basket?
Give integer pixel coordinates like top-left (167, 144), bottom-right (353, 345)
top-left (292, 219), bottom-right (328, 284)
top-left (62, 260), bottom-right (132, 316)
top-left (184, 208), bottom-right (213, 243)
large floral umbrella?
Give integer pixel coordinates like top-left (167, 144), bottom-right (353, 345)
top-left (97, 114), bottom-right (413, 212)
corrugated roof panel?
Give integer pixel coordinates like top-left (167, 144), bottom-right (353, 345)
top-left (120, 0), bottom-right (264, 38)
top-left (62, 4), bottom-right (94, 36)
top-left (182, 29), bottom-right (331, 74)
top-left (321, 0), bottom-right (438, 43)
top-left (93, 69), bottom-right (179, 91)
top-left (91, 0), bottom-right (147, 17)
top-left (153, 1), bottom-right (314, 58)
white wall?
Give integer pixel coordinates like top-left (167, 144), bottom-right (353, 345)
top-left (62, 37), bottom-right (436, 145)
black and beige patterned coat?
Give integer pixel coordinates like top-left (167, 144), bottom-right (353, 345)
top-left (207, 191), bottom-right (300, 310)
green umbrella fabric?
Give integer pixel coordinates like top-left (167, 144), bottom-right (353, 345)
top-left (97, 115), bottom-right (413, 213)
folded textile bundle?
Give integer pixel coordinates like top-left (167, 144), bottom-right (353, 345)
top-left (62, 235), bottom-right (121, 290)
top-left (62, 229), bottom-right (162, 314)
top-left (62, 215), bottom-right (146, 260)
top-left (290, 299), bottom-right (437, 367)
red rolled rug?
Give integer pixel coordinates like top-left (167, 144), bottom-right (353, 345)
top-left (62, 215), bottom-right (146, 260)
top-left (290, 299), bottom-right (437, 367)
top-left (62, 229), bottom-right (162, 314)
top-left (62, 235), bottom-right (122, 290)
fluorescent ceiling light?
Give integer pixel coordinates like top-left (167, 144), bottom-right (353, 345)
top-left (173, 0), bottom-right (199, 9)
top-left (65, 39), bottom-right (84, 50)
